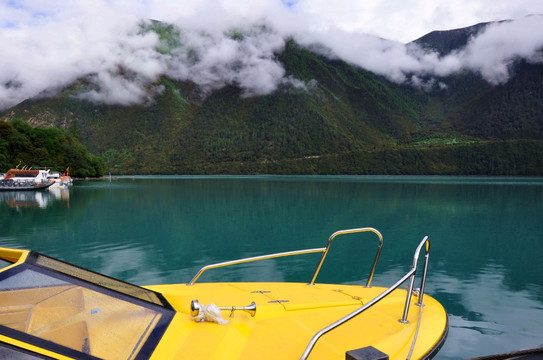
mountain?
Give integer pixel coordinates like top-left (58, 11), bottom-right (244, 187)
top-left (1, 22), bottom-right (542, 176)
top-left (415, 21), bottom-right (543, 141)
top-left (413, 21), bottom-right (492, 56)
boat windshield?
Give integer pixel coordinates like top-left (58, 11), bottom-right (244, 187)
top-left (0, 251), bottom-right (174, 360)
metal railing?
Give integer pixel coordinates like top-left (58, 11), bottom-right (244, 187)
top-left (309, 228), bottom-right (382, 287)
top-left (186, 229), bottom-right (431, 360)
top-left (188, 227), bottom-right (383, 286)
top-left (187, 248), bottom-right (326, 285)
top-left (299, 235), bottom-right (431, 360)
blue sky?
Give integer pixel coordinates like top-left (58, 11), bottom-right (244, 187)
top-left (1, 0), bottom-right (542, 110)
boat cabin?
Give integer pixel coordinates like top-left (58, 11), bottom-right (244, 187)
top-left (4, 169), bottom-right (51, 184)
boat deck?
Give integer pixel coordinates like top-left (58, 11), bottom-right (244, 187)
top-left (0, 228), bottom-right (449, 360)
top-left (149, 282), bottom-right (448, 360)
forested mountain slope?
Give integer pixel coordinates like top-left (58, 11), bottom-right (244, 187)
top-left (1, 23), bottom-right (542, 175)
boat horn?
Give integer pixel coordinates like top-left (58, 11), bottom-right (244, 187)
top-left (191, 299), bottom-right (257, 318)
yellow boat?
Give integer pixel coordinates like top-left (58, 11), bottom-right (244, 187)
top-left (0, 228), bottom-right (448, 360)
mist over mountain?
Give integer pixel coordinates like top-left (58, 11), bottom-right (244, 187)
top-left (1, 17), bottom-right (543, 175)
top-left (1, 11), bottom-right (542, 110)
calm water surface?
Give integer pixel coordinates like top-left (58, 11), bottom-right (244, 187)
top-left (1, 176), bottom-right (542, 359)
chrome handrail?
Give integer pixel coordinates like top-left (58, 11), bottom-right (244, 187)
top-left (187, 248), bottom-right (326, 285)
top-left (308, 227), bottom-right (383, 286)
top-left (300, 236), bottom-right (431, 360)
top-left (188, 227), bottom-right (383, 286)
top-left (400, 235), bottom-right (430, 322)
top-left (300, 267), bottom-right (416, 360)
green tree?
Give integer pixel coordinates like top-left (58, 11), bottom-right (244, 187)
top-left (0, 119), bottom-right (105, 177)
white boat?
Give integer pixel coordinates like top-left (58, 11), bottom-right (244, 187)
top-left (0, 178), bottom-right (55, 192)
top-left (47, 171), bottom-right (72, 188)
top-left (3, 168), bottom-right (51, 184)
top-left (3, 167), bottom-right (72, 188)
top-left (0, 168), bottom-right (55, 191)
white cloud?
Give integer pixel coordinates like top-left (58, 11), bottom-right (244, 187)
top-left (0, 0), bottom-right (542, 110)
top-left (287, 0), bottom-right (543, 42)
top-left (456, 16), bottom-right (543, 84)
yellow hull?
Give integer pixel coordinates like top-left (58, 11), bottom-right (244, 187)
top-left (0, 228), bottom-right (448, 359)
top-left (149, 282), bottom-right (447, 360)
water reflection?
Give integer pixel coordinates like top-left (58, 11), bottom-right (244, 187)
top-left (1, 176), bottom-right (542, 360)
top-left (369, 262), bottom-right (543, 359)
top-left (47, 187), bottom-right (70, 204)
top-left (0, 187), bottom-right (69, 210)
top-left (77, 242), bottom-right (163, 285)
top-left (431, 264), bottom-right (543, 359)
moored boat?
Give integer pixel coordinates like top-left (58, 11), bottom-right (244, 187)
top-left (3, 168), bottom-right (51, 184)
top-left (0, 178), bottom-right (55, 191)
top-left (0, 228), bottom-right (448, 359)
top-left (47, 171), bottom-right (73, 188)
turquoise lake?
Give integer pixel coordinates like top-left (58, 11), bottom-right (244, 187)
top-left (1, 176), bottom-right (542, 359)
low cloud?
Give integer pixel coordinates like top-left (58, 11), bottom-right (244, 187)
top-left (295, 15), bottom-right (543, 85)
top-left (0, 1), bottom-right (542, 110)
top-left (163, 24), bottom-right (288, 98)
top-left (453, 16), bottom-right (543, 84)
